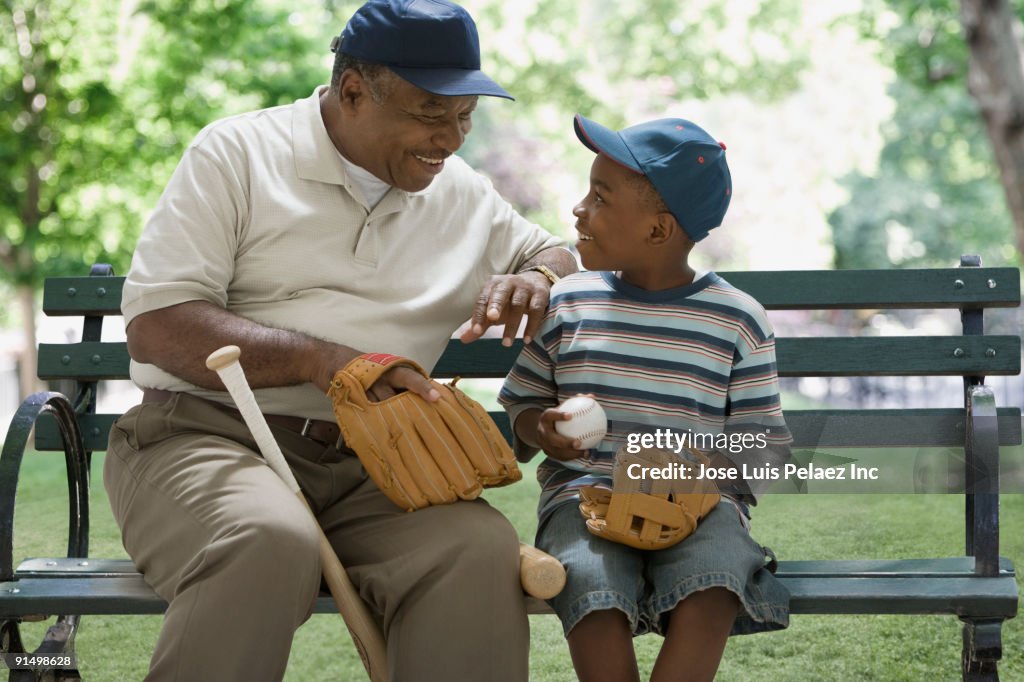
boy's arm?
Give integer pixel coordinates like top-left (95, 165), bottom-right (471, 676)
top-left (498, 312), bottom-right (563, 463)
top-left (513, 409), bottom-right (543, 449)
top-left (719, 334), bottom-right (793, 504)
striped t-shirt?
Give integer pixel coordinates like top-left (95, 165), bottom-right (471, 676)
top-left (498, 270), bottom-right (791, 522)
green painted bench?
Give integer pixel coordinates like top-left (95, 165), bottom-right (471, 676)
top-left (1, 257), bottom-right (1020, 680)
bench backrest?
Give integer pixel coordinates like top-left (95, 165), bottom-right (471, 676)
top-left (35, 260), bottom-right (1021, 453)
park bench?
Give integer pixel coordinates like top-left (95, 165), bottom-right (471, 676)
top-left (1, 257), bottom-right (1020, 681)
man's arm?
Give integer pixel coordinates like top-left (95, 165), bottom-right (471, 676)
top-left (516, 246), bottom-right (578, 275)
top-left (460, 246), bottom-right (578, 346)
top-left (127, 300), bottom-right (438, 400)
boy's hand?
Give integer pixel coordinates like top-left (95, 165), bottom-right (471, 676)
top-left (536, 407), bottom-right (588, 461)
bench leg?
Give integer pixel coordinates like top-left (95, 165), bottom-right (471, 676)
top-left (1, 617), bottom-right (83, 682)
top-left (961, 618), bottom-right (1004, 681)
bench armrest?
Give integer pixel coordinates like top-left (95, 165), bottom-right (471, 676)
top-left (965, 385), bottom-right (1000, 576)
top-left (0, 392), bottom-right (90, 581)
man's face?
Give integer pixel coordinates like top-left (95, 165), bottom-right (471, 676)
top-left (572, 154), bottom-right (658, 274)
top-left (346, 75), bottom-right (477, 192)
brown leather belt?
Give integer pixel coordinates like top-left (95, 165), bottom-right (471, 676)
top-left (142, 389), bottom-right (344, 449)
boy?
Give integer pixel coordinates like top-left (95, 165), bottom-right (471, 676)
top-left (499, 114), bottom-right (792, 682)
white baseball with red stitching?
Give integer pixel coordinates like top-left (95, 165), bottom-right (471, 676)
top-left (555, 396), bottom-right (607, 449)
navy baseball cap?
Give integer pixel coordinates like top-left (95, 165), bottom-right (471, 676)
top-left (332, 0), bottom-right (512, 100)
top-left (574, 114), bottom-right (732, 241)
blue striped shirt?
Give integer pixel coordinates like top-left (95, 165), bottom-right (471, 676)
top-left (499, 270), bottom-right (791, 522)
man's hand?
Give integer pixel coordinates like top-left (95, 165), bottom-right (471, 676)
top-left (309, 350), bottom-right (440, 402)
top-left (365, 366), bottom-right (441, 403)
top-left (460, 271), bottom-right (552, 346)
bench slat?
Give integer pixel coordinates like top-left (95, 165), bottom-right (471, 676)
top-left (32, 407), bottom-right (1023, 452)
top-left (783, 576), bottom-right (1019, 616)
top-left (437, 337), bottom-right (1022, 377)
top-left (775, 336), bottom-right (1020, 377)
top-left (15, 556), bottom-right (1014, 579)
top-left (38, 342), bottom-right (130, 380)
top-left (5, 558), bottom-right (1017, 618)
top-left (776, 557), bottom-right (1015, 577)
top-left (779, 408), bottom-right (1022, 447)
top-left (40, 268), bottom-right (1021, 316)
top-left (718, 267), bottom-right (1021, 309)
top-left (42, 278), bottom-right (125, 316)
top-left (35, 336), bottom-right (1022, 383)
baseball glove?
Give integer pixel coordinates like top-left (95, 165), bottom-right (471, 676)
top-left (578, 446), bottom-right (720, 550)
top-left (328, 353), bottom-right (521, 512)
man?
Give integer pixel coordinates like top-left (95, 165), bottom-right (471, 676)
top-left (104, 1), bottom-right (576, 679)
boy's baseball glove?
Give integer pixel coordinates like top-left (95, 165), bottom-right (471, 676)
top-left (328, 353), bottom-right (521, 512)
top-left (578, 446), bottom-right (720, 550)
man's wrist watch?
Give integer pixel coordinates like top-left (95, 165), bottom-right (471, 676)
top-left (517, 264), bottom-right (560, 285)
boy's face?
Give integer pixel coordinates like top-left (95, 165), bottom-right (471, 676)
top-left (572, 154), bottom-right (661, 274)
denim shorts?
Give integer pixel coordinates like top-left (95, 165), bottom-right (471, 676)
top-left (535, 498), bottom-right (790, 637)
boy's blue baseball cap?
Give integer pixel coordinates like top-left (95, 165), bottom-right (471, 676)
top-left (574, 114), bottom-right (732, 241)
top-left (333, 0), bottom-right (513, 100)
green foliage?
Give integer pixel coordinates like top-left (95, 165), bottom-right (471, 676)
top-left (474, 0), bottom-right (808, 128)
top-left (460, 0), bottom-right (810, 233)
top-left (2, 0), bottom-right (809, 289)
top-left (1, 1), bottom-right (128, 285)
top-left (0, 0), bottom-right (326, 288)
top-left (830, 79), bottom-right (1013, 268)
top-left (829, 0), bottom-right (1022, 268)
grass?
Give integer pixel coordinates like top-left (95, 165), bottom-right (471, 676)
top-left (7, 450), bottom-right (1023, 681)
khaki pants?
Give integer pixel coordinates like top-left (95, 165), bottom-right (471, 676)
top-left (104, 393), bottom-right (529, 681)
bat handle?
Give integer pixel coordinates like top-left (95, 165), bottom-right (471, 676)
top-left (205, 344), bottom-right (241, 372)
top-left (518, 543), bottom-right (566, 600)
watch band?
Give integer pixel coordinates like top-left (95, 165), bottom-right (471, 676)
top-left (518, 264), bottom-right (560, 285)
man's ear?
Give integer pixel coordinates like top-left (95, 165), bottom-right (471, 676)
top-left (338, 69), bottom-right (370, 113)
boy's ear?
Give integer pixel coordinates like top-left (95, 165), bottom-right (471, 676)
top-left (648, 212), bottom-right (681, 245)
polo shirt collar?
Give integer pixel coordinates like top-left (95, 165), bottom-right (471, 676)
top-left (292, 87), bottom-right (434, 200)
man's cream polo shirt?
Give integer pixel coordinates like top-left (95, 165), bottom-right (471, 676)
top-left (123, 86), bottom-right (563, 421)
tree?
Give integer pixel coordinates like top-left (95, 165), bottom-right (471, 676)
top-left (830, 0), bottom-right (1023, 269)
top-left (0, 0), bottom-right (324, 395)
top-left (2, 0), bottom-right (132, 397)
top-left (961, 0), bottom-right (1024, 257)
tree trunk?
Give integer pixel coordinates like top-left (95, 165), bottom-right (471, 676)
top-left (960, 0), bottom-right (1024, 258)
top-left (17, 284), bottom-right (41, 399)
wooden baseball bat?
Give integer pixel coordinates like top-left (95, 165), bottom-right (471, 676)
top-left (206, 346), bottom-right (387, 682)
top-left (518, 543), bottom-right (566, 600)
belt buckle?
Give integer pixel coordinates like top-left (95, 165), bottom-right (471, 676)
top-left (301, 417), bottom-right (345, 451)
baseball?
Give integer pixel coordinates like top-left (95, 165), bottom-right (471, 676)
top-left (555, 396), bottom-right (607, 449)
